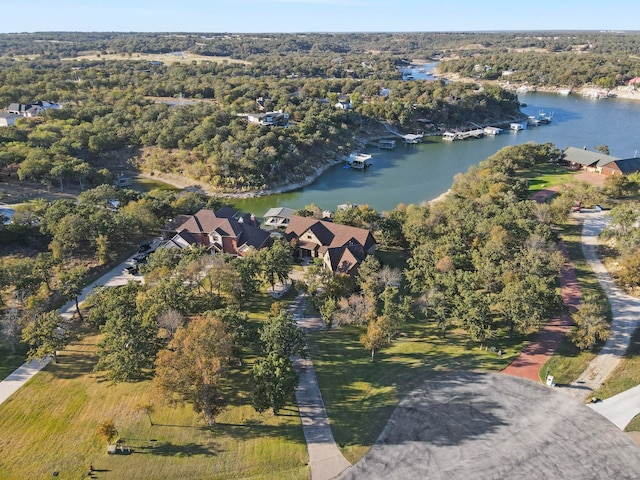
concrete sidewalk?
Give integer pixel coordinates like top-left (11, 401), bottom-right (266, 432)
top-left (289, 294), bottom-right (351, 480)
top-left (0, 357), bottom-right (51, 405)
top-left (590, 384), bottom-right (640, 430)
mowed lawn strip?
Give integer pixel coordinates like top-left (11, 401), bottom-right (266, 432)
top-left (0, 291), bottom-right (308, 480)
top-left (522, 163), bottom-right (579, 194)
top-left (307, 320), bottom-right (527, 464)
top-left (592, 326), bottom-right (640, 401)
top-left (540, 219), bottom-right (610, 384)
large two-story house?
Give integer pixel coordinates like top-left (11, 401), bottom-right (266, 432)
top-left (161, 207), bottom-right (272, 256)
top-left (284, 215), bottom-right (376, 275)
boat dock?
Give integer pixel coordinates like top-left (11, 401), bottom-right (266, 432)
top-left (345, 153), bottom-right (372, 170)
top-left (442, 128), bottom-right (485, 141)
top-left (377, 139), bottom-right (397, 149)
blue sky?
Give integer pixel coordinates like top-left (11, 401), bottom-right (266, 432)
top-left (3, 0), bottom-right (639, 33)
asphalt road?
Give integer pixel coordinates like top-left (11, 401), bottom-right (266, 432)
top-left (339, 371), bottom-right (640, 480)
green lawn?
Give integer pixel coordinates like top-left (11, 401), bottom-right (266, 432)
top-left (540, 219), bottom-right (611, 386)
top-left (0, 342), bottom-right (27, 381)
top-left (592, 327), bottom-right (640, 401)
top-left (308, 320), bottom-right (528, 463)
top-left (522, 164), bottom-right (579, 193)
top-left (0, 292), bottom-right (308, 480)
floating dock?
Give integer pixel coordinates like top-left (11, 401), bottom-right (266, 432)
top-left (441, 128), bottom-right (485, 141)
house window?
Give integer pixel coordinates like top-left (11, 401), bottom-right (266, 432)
top-left (305, 234), bottom-right (313, 240)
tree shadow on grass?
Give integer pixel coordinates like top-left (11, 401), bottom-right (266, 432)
top-left (128, 441), bottom-right (222, 457)
top-left (46, 354), bottom-right (96, 379)
top-left (212, 422), bottom-right (305, 444)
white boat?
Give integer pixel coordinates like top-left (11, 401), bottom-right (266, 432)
top-left (558, 89), bottom-right (572, 95)
top-left (510, 122), bottom-right (525, 131)
top-left (537, 111), bottom-right (553, 124)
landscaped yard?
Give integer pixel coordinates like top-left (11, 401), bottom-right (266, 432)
top-left (522, 163), bottom-right (579, 193)
top-left (0, 291), bottom-right (308, 480)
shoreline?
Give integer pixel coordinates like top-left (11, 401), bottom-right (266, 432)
top-left (138, 155), bottom-right (348, 200)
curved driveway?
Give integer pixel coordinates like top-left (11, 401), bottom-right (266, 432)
top-left (563, 211), bottom-right (640, 402)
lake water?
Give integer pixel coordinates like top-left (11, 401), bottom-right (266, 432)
top-left (232, 92), bottom-right (640, 216)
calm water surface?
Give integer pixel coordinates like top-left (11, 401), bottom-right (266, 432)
top-left (232, 93), bottom-right (640, 216)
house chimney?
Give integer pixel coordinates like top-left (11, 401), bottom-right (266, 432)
top-left (250, 214), bottom-right (256, 225)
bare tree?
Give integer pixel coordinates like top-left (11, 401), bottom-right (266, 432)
top-left (378, 265), bottom-right (402, 288)
top-left (1, 308), bottom-right (21, 354)
top-left (157, 309), bottom-right (185, 341)
top-left (336, 293), bottom-right (375, 326)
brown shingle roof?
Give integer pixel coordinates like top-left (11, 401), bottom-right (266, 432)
top-left (166, 208), bottom-right (271, 253)
top-left (326, 244), bottom-right (366, 274)
top-left (285, 216), bottom-right (375, 251)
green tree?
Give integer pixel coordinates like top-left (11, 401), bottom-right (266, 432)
top-left (251, 352), bottom-right (298, 415)
top-left (260, 312), bottom-right (306, 358)
top-left (568, 299), bottom-right (610, 350)
top-left (319, 296), bottom-right (338, 331)
top-left (21, 310), bottom-right (72, 363)
top-left (356, 255), bottom-right (382, 302)
top-left (95, 312), bottom-right (159, 382)
top-left (258, 240), bottom-right (293, 291)
top-left (58, 265), bottom-right (88, 322)
top-left (379, 286), bottom-right (413, 341)
top-left (418, 289), bottom-right (451, 338)
top-left (154, 316), bottom-right (232, 425)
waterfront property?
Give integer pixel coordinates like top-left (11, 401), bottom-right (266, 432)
top-left (263, 206), bottom-right (295, 230)
top-left (230, 92), bottom-right (640, 214)
top-left (161, 207), bottom-right (272, 256)
top-left (510, 122), bottom-right (526, 131)
top-left (285, 215), bottom-right (376, 274)
top-left (562, 146), bottom-right (640, 176)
